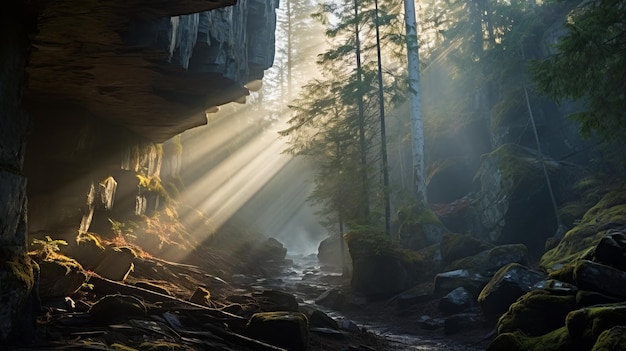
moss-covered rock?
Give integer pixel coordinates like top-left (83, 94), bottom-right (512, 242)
top-left (548, 264), bottom-right (576, 285)
top-left (245, 311), bottom-right (309, 351)
top-left (576, 290), bottom-right (622, 307)
top-left (477, 263), bottom-right (545, 321)
top-left (497, 290), bottom-right (576, 336)
top-left (541, 188), bottom-right (626, 271)
top-left (487, 327), bottom-right (581, 351)
top-left (397, 205), bottom-right (450, 250)
top-left (591, 326), bottom-right (626, 351)
top-left (347, 230), bottom-right (429, 298)
top-left (447, 244), bottom-right (528, 276)
top-left (37, 254), bottom-right (86, 297)
top-left (473, 144), bottom-right (561, 258)
top-left (252, 289), bottom-right (299, 312)
top-left (89, 294), bottom-right (147, 322)
top-left (440, 233), bottom-right (493, 263)
top-left (574, 260), bottom-right (626, 299)
top-left (566, 303), bottom-right (626, 350)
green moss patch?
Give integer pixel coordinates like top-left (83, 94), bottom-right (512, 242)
top-left (488, 327), bottom-right (581, 351)
top-left (566, 303), bottom-right (626, 350)
top-left (497, 290), bottom-right (576, 336)
top-left (541, 188), bottom-right (626, 270)
top-left (440, 233), bottom-right (494, 262)
top-left (591, 326), bottom-right (626, 351)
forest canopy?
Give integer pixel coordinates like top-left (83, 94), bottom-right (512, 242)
top-left (530, 0), bottom-right (626, 141)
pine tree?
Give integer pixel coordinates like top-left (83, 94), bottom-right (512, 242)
top-left (531, 0), bottom-right (626, 141)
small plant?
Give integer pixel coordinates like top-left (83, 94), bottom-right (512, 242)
top-left (31, 235), bottom-right (68, 257)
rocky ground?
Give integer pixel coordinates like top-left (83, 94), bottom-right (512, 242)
top-left (7, 235), bottom-right (495, 351)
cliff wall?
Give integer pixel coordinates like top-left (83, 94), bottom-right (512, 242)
top-left (0, 0), bottom-right (278, 342)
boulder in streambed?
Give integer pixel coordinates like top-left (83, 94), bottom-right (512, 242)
top-left (440, 233), bottom-right (494, 263)
top-left (477, 263), bottom-right (545, 321)
top-left (573, 259), bottom-right (626, 300)
top-left (496, 289), bottom-right (577, 336)
top-left (396, 282), bottom-right (433, 309)
top-left (317, 234), bottom-right (351, 271)
top-left (439, 286), bottom-right (473, 314)
top-left (540, 188), bottom-right (626, 271)
top-left (252, 289), bottom-right (300, 312)
top-left (591, 326), bottom-right (626, 351)
top-left (300, 306), bottom-right (339, 330)
top-left (433, 269), bottom-right (490, 298)
top-left (347, 230), bottom-right (429, 298)
top-left (488, 303), bottom-right (626, 351)
top-left (245, 311), bottom-right (309, 351)
top-left (314, 288), bottom-right (346, 310)
top-left (592, 229), bottom-right (626, 271)
top-left (446, 243), bottom-right (529, 277)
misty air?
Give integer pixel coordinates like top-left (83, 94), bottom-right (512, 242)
top-left (1, 0), bottom-right (625, 350)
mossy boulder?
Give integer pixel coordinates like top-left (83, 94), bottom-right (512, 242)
top-left (541, 188), bottom-right (626, 271)
top-left (497, 290), bottom-right (577, 336)
top-left (489, 303), bottom-right (626, 351)
top-left (317, 234), bottom-right (351, 270)
top-left (477, 263), bottom-right (545, 321)
top-left (591, 326), bottom-right (626, 351)
top-left (397, 205), bottom-right (450, 250)
top-left (573, 260), bottom-right (626, 299)
top-left (447, 244), bottom-right (529, 276)
top-left (253, 289), bottom-right (299, 312)
top-left (89, 294), bottom-right (147, 322)
top-left (566, 303), bottom-right (626, 350)
top-left (433, 269), bottom-right (491, 298)
top-left (36, 253), bottom-right (86, 297)
top-left (488, 327), bottom-right (581, 351)
top-left (473, 144), bottom-right (562, 258)
top-left (592, 231), bottom-right (626, 271)
top-left (439, 233), bottom-right (493, 263)
top-left (347, 230), bottom-right (429, 298)
top-left (245, 311), bottom-right (309, 351)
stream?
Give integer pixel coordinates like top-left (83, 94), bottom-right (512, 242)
top-left (232, 253), bottom-right (490, 351)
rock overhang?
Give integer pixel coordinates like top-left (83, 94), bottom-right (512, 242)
top-left (24, 0), bottom-right (278, 143)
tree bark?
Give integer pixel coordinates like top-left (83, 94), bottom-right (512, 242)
top-left (403, 0), bottom-right (428, 206)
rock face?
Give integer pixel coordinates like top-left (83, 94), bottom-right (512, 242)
top-left (25, 0), bottom-right (277, 143)
top-left (0, 8), bottom-right (37, 344)
top-left (471, 144), bottom-right (565, 258)
top-left (0, 0), bottom-right (279, 342)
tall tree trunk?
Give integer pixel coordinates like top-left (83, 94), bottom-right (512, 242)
top-left (286, 0), bottom-right (293, 100)
top-left (403, 0), bottom-right (428, 206)
top-left (374, 0), bottom-right (391, 235)
top-left (354, 0), bottom-right (370, 220)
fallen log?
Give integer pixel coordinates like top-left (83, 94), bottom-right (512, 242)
top-left (88, 275), bottom-right (245, 324)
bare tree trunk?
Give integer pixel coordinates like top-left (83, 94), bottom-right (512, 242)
top-left (403, 0), bottom-right (428, 206)
top-left (354, 0), bottom-right (370, 219)
top-left (286, 0), bottom-right (293, 100)
top-left (374, 0), bottom-right (391, 235)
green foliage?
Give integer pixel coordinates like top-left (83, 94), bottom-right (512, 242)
top-left (345, 228), bottom-right (394, 256)
top-left (281, 0), bottom-right (406, 230)
top-left (31, 235), bottom-right (68, 257)
top-left (530, 0), bottom-right (626, 141)
top-left (541, 185), bottom-right (626, 269)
